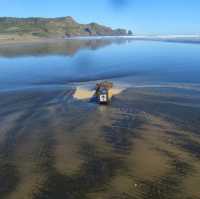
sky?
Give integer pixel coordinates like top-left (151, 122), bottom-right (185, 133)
top-left (0, 0), bottom-right (200, 35)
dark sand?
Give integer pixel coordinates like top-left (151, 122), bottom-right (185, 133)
top-left (0, 86), bottom-right (200, 199)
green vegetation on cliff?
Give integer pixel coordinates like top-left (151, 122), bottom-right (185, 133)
top-left (0, 16), bottom-right (132, 38)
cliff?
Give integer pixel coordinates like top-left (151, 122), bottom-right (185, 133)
top-left (0, 16), bottom-right (132, 38)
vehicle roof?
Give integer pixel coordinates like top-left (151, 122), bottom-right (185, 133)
top-left (99, 88), bottom-right (108, 94)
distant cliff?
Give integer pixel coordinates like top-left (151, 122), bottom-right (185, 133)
top-left (0, 16), bottom-right (132, 38)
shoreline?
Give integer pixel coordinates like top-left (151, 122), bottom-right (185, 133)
top-left (0, 35), bottom-right (132, 46)
top-left (1, 82), bottom-right (200, 94)
top-left (0, 36), bottom-right (67, 46)
top-left (1, 34), bottom-right (200, 46)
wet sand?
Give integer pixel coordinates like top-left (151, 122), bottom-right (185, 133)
top-left (0, 36), bottom-right (64, 46)
top-left (0, 85), bottom-right (200, 199)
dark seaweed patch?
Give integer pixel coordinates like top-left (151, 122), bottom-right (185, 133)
top-left (113, 89), bottom-right (200, 135)
top-left (102, 111), bottom-right (143, 153)
top-left (0, 109), bottom-right (35, 197)
top-left (156, 148), bottom-right (194, 176)
top-left (139, 147), bottom-right (194, 199)
top-left (171, 159), bottom-right (193, 177)
top-left (0, 162), bottom-right (19, 198)
top-left (140, 176), bottom-right (180, 199)
top-left (140, 159), bottom-right (193, 199)
top-left (165, 130), bottom-right (185, 138)
top-left (165, 131), bottom-right (200, 159)
top-left (110, 193), bottom-right (138, 199)
top-left (181, 141), bottom-right (200, 158)
top-left (35, 142), bottom-right (123, 199)
top-left (0, 90), bottom-right (64, 198)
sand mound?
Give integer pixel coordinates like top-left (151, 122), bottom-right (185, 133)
top-left (73, 87), bottom-right (95, 100)
top-left (73, 86), bottom-right (124, 100)
top-left (110, 88), bottom-right (124, 96)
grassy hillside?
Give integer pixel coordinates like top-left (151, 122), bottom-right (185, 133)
top-left (0, 16), bottom-right (131, 38)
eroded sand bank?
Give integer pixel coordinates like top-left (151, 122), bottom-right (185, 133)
top-left (73, 85), bottom-right (125, 100)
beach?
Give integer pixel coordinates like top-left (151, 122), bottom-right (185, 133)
top-left (0, 37), bottom-right (200, 199)
top-left (0, 84), bottom-right (200, 199)
top-left (0, 35), bottom-right (69, 46)
top-left (1, 0), bottom-right (200, 198)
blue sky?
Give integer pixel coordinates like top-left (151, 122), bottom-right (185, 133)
top-left (1, 0), bottom-right (200, 34)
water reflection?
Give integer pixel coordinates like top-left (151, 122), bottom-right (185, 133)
top-left (0, 38), bottom-right (131, 58)
top-left (0, 38), bottom-right (200, 90)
